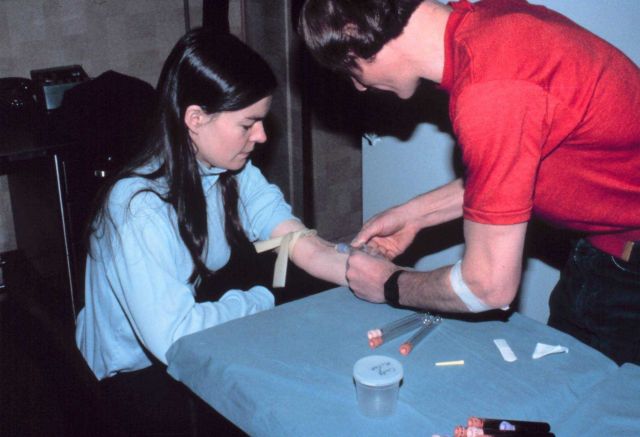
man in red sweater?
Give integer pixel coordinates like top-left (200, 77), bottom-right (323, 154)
top-left (299, 0), bottom-right (640, 364)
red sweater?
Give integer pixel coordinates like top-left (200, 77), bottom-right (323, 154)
top-left (440, 0), bottom-right (640, 258)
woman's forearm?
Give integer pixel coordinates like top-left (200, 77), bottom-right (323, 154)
top-left (270, 219), bottom-right (348, 286)
top-left (290, 235), bottom-right (348, 286)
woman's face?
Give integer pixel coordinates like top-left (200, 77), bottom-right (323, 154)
top-left (187, 96), bottom-right (272, 170)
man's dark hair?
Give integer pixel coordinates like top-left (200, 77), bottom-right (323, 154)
top-left (298, 0), bottom-right (423, 74)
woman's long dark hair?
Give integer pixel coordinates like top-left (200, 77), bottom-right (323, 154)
top-left (87, 29), bottom-right (277, 284)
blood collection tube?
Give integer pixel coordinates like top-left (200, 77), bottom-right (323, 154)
top-left (467, 417), bottom-right (551, 433)
top-left (335, 242), bottom-right (352, 254)
top-left (454, 426), bottom-right (554, 437)
top-left (398, 315), bottom-right (440, 355)
top-left (367, 312), bottom-right (427, 348)
top-left (335, 242), bottom-right (378, 256)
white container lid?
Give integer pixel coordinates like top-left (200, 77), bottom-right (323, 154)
top-left (353, 355), bottom-right (403, 387)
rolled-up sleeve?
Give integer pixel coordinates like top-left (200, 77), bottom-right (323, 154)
top-left (237, 161), bottom-right (298, 241)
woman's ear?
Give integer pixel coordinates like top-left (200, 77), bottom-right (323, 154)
top-left (184, 105), bottom-right (206, 133)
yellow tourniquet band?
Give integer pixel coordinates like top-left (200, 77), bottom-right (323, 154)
top-left (254, 229), bottom-right (317, 288)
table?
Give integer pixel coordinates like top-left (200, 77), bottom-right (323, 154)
top-left (166, 287), bottom-right (638, 436)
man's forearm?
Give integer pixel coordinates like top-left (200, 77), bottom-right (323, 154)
top-left (396, 266), bottom-right (470, 313)
top-left (408, 178), bottom-right (464, 229)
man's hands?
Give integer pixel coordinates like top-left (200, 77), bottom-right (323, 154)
top-left (346, 249), bottom-right (398, 303)
top-left (346, 179), bottom-right (466, 306)
top-left (343, 178), bottom-right (526, 312)
top-left (351, 205), bottom-right (420, 260)
top-left (352, 179), bottom-right (465, 259)
top-left (347, 205), bottom-right (415, 303)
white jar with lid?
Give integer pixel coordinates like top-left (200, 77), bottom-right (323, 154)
top-left (353, 355), bottom-right (403, 417)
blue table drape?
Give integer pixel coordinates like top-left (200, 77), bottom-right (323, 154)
top-left (167, 287), bottom-right (638, 436)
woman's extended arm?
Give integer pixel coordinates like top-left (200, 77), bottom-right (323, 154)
top-left (270, 219), bottom-right (349, 287)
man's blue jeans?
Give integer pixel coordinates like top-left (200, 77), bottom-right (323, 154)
top-left (548, 238), bottom-right (640, 365)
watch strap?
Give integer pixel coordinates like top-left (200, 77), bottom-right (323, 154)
top-left (384, 270), bottom-right (403, 307)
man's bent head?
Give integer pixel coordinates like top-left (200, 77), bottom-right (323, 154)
top-left (298, 0), bottom-right (423, 75)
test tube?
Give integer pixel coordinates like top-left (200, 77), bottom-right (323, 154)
top-left (368, 312), bottom-right (429, 348)
top-left (454, 426), bottom-right (554, 437)
top-left (467, 417), bottom-right (551, 433)
top-left (399, 315), bottom-right (441, 355)
top-left (335, 241), bottom-right (380, 257)
top-left (335, 242), bottom-right (352, 254)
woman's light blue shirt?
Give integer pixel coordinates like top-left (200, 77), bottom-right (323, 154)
top-left (75, 161), bottom-right (295, 380)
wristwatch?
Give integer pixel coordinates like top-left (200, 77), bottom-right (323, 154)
top-left (384, 270), bottom-right (403, 307)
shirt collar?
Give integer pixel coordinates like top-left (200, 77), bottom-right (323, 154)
top-left (198, 160), bottom-right (227, 191)
top-left (440, 0), bottom-right (474, 92)
top-left (197, 159), bottom-right (228, 176)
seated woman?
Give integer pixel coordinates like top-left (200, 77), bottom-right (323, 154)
top-left (75, 28), bottom-right (348, 436)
